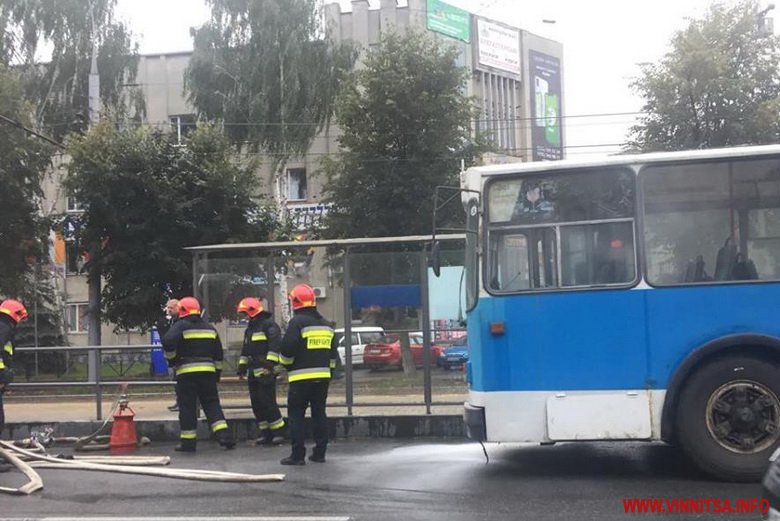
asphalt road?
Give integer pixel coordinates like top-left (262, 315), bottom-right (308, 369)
top-left (0, 439), bottom-right (766, 521)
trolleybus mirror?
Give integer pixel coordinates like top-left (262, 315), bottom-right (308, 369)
top-left (431, 241), bottom-right (442, 277)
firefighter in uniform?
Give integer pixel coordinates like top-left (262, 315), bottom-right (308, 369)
top-left (278, 284), bottom-right (338, 465)
top-left (162, 296), bottom-right (235, 452)
top-left (236, 297), bottom-right (286, 445)
top-left (0, 299), bottom-right (27, 456)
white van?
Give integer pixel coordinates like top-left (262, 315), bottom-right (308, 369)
top-left (335, 326), bottom-right (385, 367)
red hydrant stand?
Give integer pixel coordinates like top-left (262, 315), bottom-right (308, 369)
top-left (109, 405), bottom-right (138, 454)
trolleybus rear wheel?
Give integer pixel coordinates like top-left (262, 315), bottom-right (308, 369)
top-left (676, 353), bottom-right (780, 482)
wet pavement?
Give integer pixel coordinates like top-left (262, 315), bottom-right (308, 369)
top-left (0, 439), bottom-right (764, 520)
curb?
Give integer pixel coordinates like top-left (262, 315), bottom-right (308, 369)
top-left (4, 415), bottom-right (466, 442)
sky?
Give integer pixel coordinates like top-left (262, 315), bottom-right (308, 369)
top-left (114, 0), bottom-right (758, 157)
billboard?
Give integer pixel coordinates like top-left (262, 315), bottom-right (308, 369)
top-left (529, 50), bottom-right (563, 161)
top-left (476, 19), bottom-right (520, 76)
top-left (426, 0), bottom-right (470, 42)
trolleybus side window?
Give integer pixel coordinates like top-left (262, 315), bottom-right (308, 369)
top-left (486, 167), bottom-right (636, 292)
top-left (641, 158), bottom-right (780, 285)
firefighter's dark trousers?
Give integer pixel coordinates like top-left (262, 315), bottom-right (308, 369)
top-left (0, 389), bottom-right (4, 435)
top-left (176, 371), bottom-right (230, 448)
top-left (248, 376), bottom-right (285, 439)
top-left (287, 379), bottom-right (329, 460)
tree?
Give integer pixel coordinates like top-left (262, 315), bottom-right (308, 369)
top-left (0, 64), bottom-right (53, 297)
top-left (64, 122), bottom-right (281, 331)
top-left (14, 263), bottom-right (67, 379)
top-left (322, 30), bottom-right (483, 238)
top-left (185, 0), bottom-right (356, 187)
top-left (0, 0), bottom-right (142, 139)
top-left (630, 0), bottom-right (780, 151)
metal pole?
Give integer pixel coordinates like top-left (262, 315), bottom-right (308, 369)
top-left (34, 265), bottom-right (39, 377)
top-left (265, 254), bottom-right (275, 315)
top-left (192, 253), bottom-right (199, 300)
top-left (86, 3), bottom-right (102, 382)
top-left (342, 248), bottom-right (353, 416)
top-left (421, 246), bottom-right (432, 415)
top-left (201, 255), bottom-right (210, 319)
top-left (94, 347), bottom-right (103, 420)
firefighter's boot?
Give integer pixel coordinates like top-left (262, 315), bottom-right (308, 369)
top-left (218, 433), bottom-right (236, 450)
top-left (174, 439), bottom-right (196, 453)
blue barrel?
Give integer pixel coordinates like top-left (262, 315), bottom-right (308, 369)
top-left (150, 326), bottom-right (168, 376)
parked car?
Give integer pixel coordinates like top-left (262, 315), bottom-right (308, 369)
top-left (335, 326), bottom-right (385, 368)
top-left (363, 333), bottom-right (444, 370)
top-left (437, 335), bottom-right (469, 370)
top-left (762, 447), bottom-right (780, 519)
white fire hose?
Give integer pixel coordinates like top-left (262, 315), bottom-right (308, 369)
top-left (0, 440), bottom-right (285, 495)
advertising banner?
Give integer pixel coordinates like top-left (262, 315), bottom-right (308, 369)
top-left (529, 49), bottom-right (563, 161)
top-left (427, 0), bottom-right (470, 42)
top-left (477, 19), bottom-right (520, 76)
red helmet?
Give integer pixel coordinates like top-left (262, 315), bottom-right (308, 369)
top-left (289, 284), bottom-right (316, 310)
top-left (237, 297), bottom-right (263, 318)
top-left (178, 297), bottom-right (202, 318)
top-left (0, 299), bottom-right (28, 324)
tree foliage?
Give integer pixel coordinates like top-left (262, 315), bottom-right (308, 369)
top-left (64, 122), bottom-right (281, 330)
top-left (0, 64), bottom-right (52, 297)
top-left (14, 264), bottom-right (67, 378)
top-left (630, 0), bottom-right (780, 151)
top-left (0, 0), bottom-right (142, 139)
top-left (322, 30), bottom-right (483, 238)
top-left (185, 0), bottom-right (356, 171)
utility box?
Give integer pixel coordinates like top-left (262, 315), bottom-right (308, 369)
top-left (149, 326), bottom-right (168, 376)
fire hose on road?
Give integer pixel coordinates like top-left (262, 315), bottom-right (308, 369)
top-left (0, 440), bottom-right (285, 495)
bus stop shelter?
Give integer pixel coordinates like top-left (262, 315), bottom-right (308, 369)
top-left (185, 234), bottom-right (464, 415)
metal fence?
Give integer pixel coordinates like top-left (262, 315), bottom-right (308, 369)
top-left (12, 333), bottom-right (468, 421)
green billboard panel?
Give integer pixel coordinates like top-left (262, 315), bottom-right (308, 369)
top-left (427, 0), bottom-right (470, 42)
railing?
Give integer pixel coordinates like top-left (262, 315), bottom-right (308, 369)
top-left (13, 344), bottom-right (171, 420)
top-left (12, 336), bottom-right (467, 421)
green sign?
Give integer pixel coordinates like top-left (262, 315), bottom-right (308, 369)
top-left (427, 0), bottom-right (470, 43)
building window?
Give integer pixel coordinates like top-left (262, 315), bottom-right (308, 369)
top-left (66, 197), bottom-right (84, 213)
top-left (287, 168), bottom-right (308, 201)
top-left (67, 303), bottom-right (89, 333)
top-left (66, 243), bottom-right (84, 275)
top-left (170, 114), bottom-right (196, 145)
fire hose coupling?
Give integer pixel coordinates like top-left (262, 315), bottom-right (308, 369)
top-left (29, 428), bottom-right (55, 448)
top-left (117, 383), bottom-right (130, 410)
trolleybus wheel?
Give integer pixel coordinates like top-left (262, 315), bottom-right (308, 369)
top-left (676, 353), bottom-right (780, 482)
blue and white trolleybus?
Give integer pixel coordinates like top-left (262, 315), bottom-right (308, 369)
top-left (444, 145), bottom-right (780, 481)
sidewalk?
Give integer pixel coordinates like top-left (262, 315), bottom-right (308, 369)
top-left (5, 394), bottom-right (466, 423)
top-left (3, 393), bottom-right (468, 442)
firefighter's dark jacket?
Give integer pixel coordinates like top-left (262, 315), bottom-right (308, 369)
top-left (0, 315), bottom-right (15, 385)
top-left (279, 307), bottom-right (338, 383)
top-left (162, 315), bottom-right (224, 376)
top-left (238, 311), bottom-right (281, 377)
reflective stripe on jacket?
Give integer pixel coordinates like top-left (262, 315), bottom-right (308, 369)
top-left (278, 308), bottom-right (338, 382)
top-left (162, 315), bottom-right (223, 371)
top-left (238, 312), bottom-right (281, 375)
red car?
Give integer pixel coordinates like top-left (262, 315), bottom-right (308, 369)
top-left (363, 333), bottom-right (444, 371)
